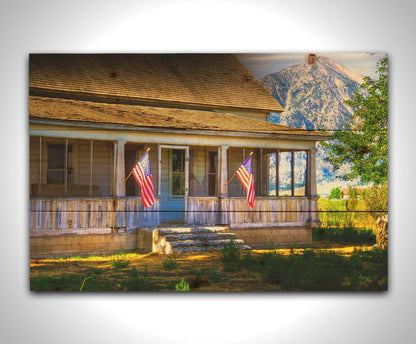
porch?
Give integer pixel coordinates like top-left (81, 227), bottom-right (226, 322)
top-left (29, 136), bottom-right (319, 232)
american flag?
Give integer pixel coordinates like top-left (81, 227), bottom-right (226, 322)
top-left (132, 151), bottom-right (155, 208)
top-left (235, 155), bottom-right (255, 208)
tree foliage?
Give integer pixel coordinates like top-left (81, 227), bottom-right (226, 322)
top-left (329, 186), bottom-right (342, 200)
top-left (322, 57), bottom-right (388, 185)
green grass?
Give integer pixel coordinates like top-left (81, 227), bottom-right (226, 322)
top-left (313, 227), bottom-right (376, 245)
top-left (240, 248), bottom-right (387, 290)
top-left (110, 258), bottom-right (130, 271)
top-left (318, 199), bottom-right (375, 229)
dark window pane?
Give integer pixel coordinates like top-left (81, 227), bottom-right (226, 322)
top-left (172, 150), bottom-right (184, 172)
top-left (171, 172), bottom-right (185, 196)
top-left (208, 174), bottom-right (216, 196)
top-left (125, 150), bottom-right (138, 196)
top-left (47, 170), bottom-right (64, 184)
top-left (209, 152), bottom-right (217, 173)
top-left (48, 144), bottom-right (65, 169)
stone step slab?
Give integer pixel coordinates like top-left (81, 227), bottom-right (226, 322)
top-left (164, 232), bottom-right (236, 242)
top-left (156, 226), bottom-right (229, 236)
top-left (170, 244), bottom-right (251, 255)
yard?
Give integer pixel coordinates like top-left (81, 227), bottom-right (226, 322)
top-left (30, 228), bottom-right (387, 292)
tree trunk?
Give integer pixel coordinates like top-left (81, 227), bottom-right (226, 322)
top-left (375, 215), bottom-right (388, 248)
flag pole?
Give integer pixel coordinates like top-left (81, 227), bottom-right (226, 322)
top-left (226, 152), bottom-right (253, 185)
top-left (122, 147), bottom-right (151, 184)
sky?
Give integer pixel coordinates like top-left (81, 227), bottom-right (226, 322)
top-left (236, 52), bottom-right (386, 79)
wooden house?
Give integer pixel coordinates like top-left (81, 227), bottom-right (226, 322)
top-left (29, 54), bottom-right (329, 256)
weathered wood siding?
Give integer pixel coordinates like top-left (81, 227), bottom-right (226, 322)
top-left (186, 196), bottom-right (316, 227)
top-left (220, 197), bottom-right (311, 227)
top-left (117, 198), bottom-right (160, 228)
top-left (30, 198), bottom-right (160, 231)
top-left (187, 197), bottom-right (220, 225)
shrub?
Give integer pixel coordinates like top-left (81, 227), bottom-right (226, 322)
top-left (329, 186), bottom-right (342, 200)
top-left (219, 240), bottom-right (240, 264)
top-left (175, 278), bottom-right (190, 292)
top-left (110, 258), bottom-right (130, 271)
top-left (162, 256), bottom-right (180, 271)
top-left (362, 184), bottom-right (388, 220)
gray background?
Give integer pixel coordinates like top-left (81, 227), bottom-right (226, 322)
top-left (1, 0), bottom-right (414, 343)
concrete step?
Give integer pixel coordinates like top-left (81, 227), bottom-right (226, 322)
top-left (169, 239), bottom-right (245, 248)
top-left (152, 225), bottom-right (251, 254)
top-left (157, 226), bottom-right (229, 236)
top-left (167, 240), bottom-right (251, 254)
top-left (170, 244), bottom-right (252, 255)
top-left (164, 232), bottom-right (236, 242)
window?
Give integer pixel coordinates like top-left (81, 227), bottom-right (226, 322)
top-left (261, 149), bottom-right (309, 197)
top-left (47, 143), bottom-right (72, 184)
top-left (30, 137), bottom-right (114, 197)
top-left (278, 151), bottom-right (292, 196)
top-left (171, 149), bottom-right (185, 197)
top-left (208, 151), bottom-right (217, 196)
top-left (294, 151), bottom-right (307, 196)
top-left (189, 147), bottom-right (218, 197)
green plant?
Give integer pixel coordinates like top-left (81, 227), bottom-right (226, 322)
top-left (329, 186), bottom-right (342, 200)
top-left (312, 227), bottom-right (376, 245)
top-left (219, 240), bottom-right (240, 264)
top-left (175, 278), bottom-right (190, 292)
top-left (162, 256), bottom-right (180, 271)
top-left (362, 184), bottom-right (388, 220)
top-left (80, 276), bottom-right (92, 291)
top-left (90, 267), bottom-right (104, 275)
top-left (110, 258), bottom-right (130, 271)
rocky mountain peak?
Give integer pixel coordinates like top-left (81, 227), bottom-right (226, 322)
top-left (261, 55), bottom-right (363, 131)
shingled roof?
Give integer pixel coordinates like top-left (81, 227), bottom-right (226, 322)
top-left (29, 96), bottom-right (329, 140)
top-left (29, 54), bottom-right (284, 113)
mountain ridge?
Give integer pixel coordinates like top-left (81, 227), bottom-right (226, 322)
top-left (260, 55), bottom-right (364, 195)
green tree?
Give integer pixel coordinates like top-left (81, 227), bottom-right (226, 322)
top-left (322, 57), bottom-right (388, 185)
top-left (329, 186), bottom-right (342, 199)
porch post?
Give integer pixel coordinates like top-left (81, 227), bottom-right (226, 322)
top-left (309, 147), bottom-right (317, 197)
top-left (113, 140), bottom-right (126, 229)
top-left (115, 140), bottom-right (126, 197)
top-left (219, 145), bottom-right (229, 197)
top-left (309, 146), bottom-right (320, 226)
top-left (219, 145), bottom-right (229, 224)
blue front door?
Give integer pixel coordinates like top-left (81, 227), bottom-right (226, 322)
top-left (161, 148), bottom-right (186, 222)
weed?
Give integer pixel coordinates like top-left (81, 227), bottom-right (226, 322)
top-left (312, 227), bottom-right (376, 245)
top-left (128, 267), bottom-right (139, 278)
top-left (222, 263), bottom-right (241, 273)
top-left (175, 278), bottom-right (190, 292)
top-left (91, 267), bottom-right (104, 275)
top-left (190, 268), bottom-right (223, 284)
top-left (110, 258), bottom-right (130, 271)
top-left (162, 256), bottom-right (180, 271)
top-left (219, 240), bottom-right (240, 264)
top-left (80, 276), bottom-right (92, 291)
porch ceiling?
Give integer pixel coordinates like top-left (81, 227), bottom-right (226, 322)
top-left (29, 96), bottom-right (330, 140)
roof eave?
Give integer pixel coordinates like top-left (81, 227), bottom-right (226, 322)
top-left (29, 87), bottom-right (285, 114)
top-left (29, 118), bottom-right (331, 141)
